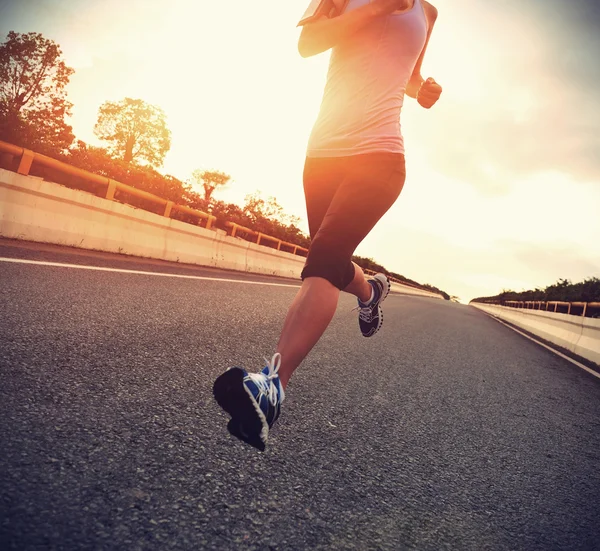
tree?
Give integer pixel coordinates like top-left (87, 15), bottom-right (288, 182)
top-left (243, 191), bottom-right (301, 227)
top-left (0, 31), bottom-right (74, 154)
top-left (66, 139), bottom-right (186, 203)
top-left (190, 169), bottom-right (231, 202)
top-left (472, 277), bottom-right (600, 305)
top-left (94, 97), bottom-right (171, 167)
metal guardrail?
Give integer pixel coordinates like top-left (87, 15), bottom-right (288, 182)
top-left (475, 300), bottom-right (600, 317)
top-left (0, 140), bottom-right (213, 230)
top-left (225, 222), bottom-right (308, 255)
top-left (0, 141), bottom-right (310, 257)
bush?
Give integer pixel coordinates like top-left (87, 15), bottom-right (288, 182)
top-left (64, 141), bottom-right (186, 203)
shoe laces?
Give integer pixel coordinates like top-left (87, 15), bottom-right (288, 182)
top-left (246, 352), bottom-right (283, 406)
top-left (352, 299), bottom-right (376, 322)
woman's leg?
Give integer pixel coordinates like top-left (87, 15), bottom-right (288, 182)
top-left (275, 263), bottom-right (370, 389)
top-left (276, 153), bottom-right (406, 388)
top-left (274, 157), bottom-right (344, 389)
top-left (275, 277), bottom-right (339, 389)
top-left (343, 261), bottom-right (372, 302)
top-left (213, 153), bottom-right (406, 449)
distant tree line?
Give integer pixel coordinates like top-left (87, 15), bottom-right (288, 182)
top-left (471, 277), bottom-right (600, 304)
top-left (352, 255), bottom-right (450, 299)
top-left (0, 30), bottom-right (449, 297)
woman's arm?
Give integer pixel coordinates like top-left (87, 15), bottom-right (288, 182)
top-left (298, 0), bottom-right (411, 58)
top-left (405, 1), bottom-right (439, 98)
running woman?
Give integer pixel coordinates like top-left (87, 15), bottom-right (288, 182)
top-left (213, 0), bottom-right (442, 450)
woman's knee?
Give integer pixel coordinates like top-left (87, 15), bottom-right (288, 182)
top-left (301, 257), bottom-right (355, 290)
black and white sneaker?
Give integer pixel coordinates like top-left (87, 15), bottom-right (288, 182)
top-left (355, 273), bottom-right (391, 337)
top-left (213, 353), bottom-right (285, 451)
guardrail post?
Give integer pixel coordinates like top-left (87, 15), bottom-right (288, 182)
top-left (293, 246), bottom-right (298, 255)
top-left (257, 233), bottom-right (262, 246)
top-left (582, 303), bottom-right (587, 317)
top-left (17, 149), bottom-right (34, 175)
top-left (206, 216), bottom-right (214, 230)
top-left (567, 303), bottom-right (571, 315)
top-left (277, 240), bottom-right (282, 251)
top-left (106, 179), bottom-right (117, 200)
top-left (164, 201), bottom-right (174, 218)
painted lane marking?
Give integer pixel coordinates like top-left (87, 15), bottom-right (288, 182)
top-left (482, 310), bottom-right (600, 381)
top-left (0, 257), bottom-right (301, 288)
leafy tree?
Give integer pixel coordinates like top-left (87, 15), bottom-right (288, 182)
top-left (243, 191), bottom-right (301, 227)
top-left (190, 169), bottom-right (231, 202)
top-left (94, 97), bottom-right (171, 166)
top-left (65, 140), bottom-right (185, 203)
top-left (0, 31), bottom-right (74, 154)
top-left (209, 199), bottom-right (251, 229)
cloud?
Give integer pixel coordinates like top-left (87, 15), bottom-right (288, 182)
top-left (509, 241), bottom-right (600, 286)
top-left (406, 0), bottom-right (600, 195)
top-left (417, 94), bottom-right (600, 193)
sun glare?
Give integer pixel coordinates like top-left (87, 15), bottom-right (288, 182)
top-left (3, 0), bottom-right (598, 301)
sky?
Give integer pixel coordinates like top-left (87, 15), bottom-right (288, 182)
top-left (1, 0), bottom-right (599, 301)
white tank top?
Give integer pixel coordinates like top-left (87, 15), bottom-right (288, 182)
top-left (307, 0), bottom-right (428, 157)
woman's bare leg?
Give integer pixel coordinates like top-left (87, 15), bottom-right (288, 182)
top-left (275, 262), bottom-right (376, 389)
top-left (275, 277), bottom-right (339, 389)
top-left (342, 261), bottom-right (372, 302)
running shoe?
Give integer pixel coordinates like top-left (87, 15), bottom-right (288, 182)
top-left (356, 273), bottom-right (391, 337)
top-left (213, 353), bottom-right (285, 450)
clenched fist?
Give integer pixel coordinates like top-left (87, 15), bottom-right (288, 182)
top-left (417, 77), bottom-right (442, 108)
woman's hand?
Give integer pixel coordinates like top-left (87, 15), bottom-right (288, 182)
top-left (417, 77), bottom-right (442, 108)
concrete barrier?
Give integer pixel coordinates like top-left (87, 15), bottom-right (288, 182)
top-left (0, 169), bottom-right (305, 278)
top-left (390, 281), bottom-right (442, 299)
top-left (472, 303), bottom-right (600, 366)
top-left (0, 168), bottom-right (446, 300)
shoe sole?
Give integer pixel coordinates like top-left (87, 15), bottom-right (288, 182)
top-left (213, 368), bottom-right (267, 451)
top-left (227, 418), bottom-right (265, 451)
top-left (362, 275), bottom-right (390, 338)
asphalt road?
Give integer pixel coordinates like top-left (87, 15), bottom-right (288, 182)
top-left (1, 240), bottom-right (599, 551)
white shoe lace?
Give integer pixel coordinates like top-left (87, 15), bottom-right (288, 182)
top-left (246, 352), bottom-right (284, 405)
top-left (358, 307), bottom-right (374, 322)
top-left (352, 303), bottom-right (376, 322)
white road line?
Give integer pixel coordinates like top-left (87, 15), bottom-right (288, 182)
top-left (483, 311), bottom-right (600, 381)
top-left (0, 257), bottom-right (301, 288)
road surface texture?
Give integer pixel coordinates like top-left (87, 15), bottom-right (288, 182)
top-left (1, 239), bottom-right (599, 551)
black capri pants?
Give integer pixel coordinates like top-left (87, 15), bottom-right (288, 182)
top-left (301, 152), bottom-right (406, 290)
